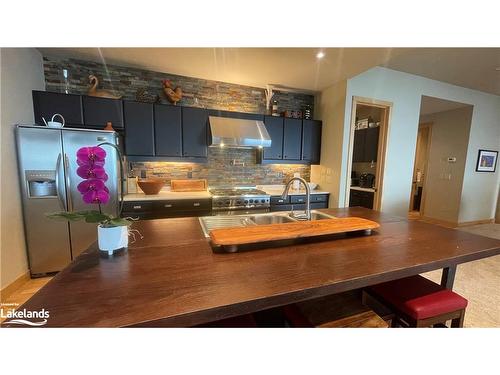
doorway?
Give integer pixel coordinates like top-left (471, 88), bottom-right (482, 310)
top-left (409, 122), bottom-right (432, 217)
top-left (346, 97), bottom-right (391, 210)
top-left (409, 95), bottom-right (473, 224)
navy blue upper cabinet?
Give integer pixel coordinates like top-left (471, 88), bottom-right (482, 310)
top-left (82, 96), bottom-right (124, 129)
top-left (32, 91), bottom-right (83, 127)
top-left (282, 118), bottom-right (302, 160)
top-left (124, 101), bottom-right (154, 156)
top-left (182, 107), bottom-right (208, 158)
top-left (301, 119), bottom-right (322, 164)
top-left (263, 116), bottom-right (284, 160)
top-left (154, 105), bottom-right (182, 157)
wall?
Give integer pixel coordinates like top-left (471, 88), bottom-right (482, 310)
top-left (419, 106), bottom-right (473, 223)
top-left (338, 67), bottom-right (500, 220)
top-left (42, 56), bottom-right (314, 115)
top-left (43, 55), bottom-right (314, 187)
top-left (0, 48), bottom-right (45, 289)
top-left (312, 80), bottom-right (348, 207)
top-left (131, 148), bottom-right (310, 187)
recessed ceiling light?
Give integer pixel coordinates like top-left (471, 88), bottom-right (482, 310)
top-left (316, 51), bottom-right (325, 59)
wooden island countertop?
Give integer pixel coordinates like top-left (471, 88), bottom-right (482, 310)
top-left (4, 207), bottom-right (500, 327)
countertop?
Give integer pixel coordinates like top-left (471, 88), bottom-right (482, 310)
top-left (257, 185), bottom-right (330, 196)
top-left (350, 186), bottom-right (376, 193)
top-left (124, 190), bottom-right (211, 201)
top-left (6, 207), bottom-right (500, 328)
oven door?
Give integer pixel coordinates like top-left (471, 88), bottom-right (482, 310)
top-left (212, 208), bottom-right (270, 216)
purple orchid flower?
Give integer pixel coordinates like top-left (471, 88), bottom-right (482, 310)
top-left (76, 165), bottom-right (108, 180)
top-left (82, 189), bottom-right (110, 205)
top-left (77, 178), bottom-right (106, 194)
top-left (75, 146), bottom-right (109, 208)
top-left (77, 146), bottom-right (107, 164)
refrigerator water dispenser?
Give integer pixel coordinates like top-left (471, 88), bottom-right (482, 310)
top-left (26, 170), bottom-right (57, 198)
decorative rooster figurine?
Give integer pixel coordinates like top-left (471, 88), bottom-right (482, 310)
top-left (87, 75), bottom-right (122, 99)
top-left (162, 80), bottom-right (183, 104)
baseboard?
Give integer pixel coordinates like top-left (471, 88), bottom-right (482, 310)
top-left (0, 271), bottom-right (30, 303)
top-left (419, 216), bottom-right (494, 228)
top-left (457, 218), bottom-right (495, 227)
top-left (419, 216), bottom-right (458, 228)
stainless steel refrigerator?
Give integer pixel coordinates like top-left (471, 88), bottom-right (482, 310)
top-left (15, 125), bottom-right (121, 276)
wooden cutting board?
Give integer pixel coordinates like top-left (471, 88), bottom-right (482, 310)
top-left (209, 217), bottom-right (380, 246)
top-left (170, 179), bottom-right (207, 192)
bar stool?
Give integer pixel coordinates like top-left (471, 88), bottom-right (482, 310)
top-left (363, 275), bottom-right (468, 328)
top-left (283, 290), bottom-right (388, 328)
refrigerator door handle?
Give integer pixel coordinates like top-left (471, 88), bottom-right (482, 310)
top-left (64, 153), bottom-right (74, 212)
top-left (55, 153), bottom-right (67, 211)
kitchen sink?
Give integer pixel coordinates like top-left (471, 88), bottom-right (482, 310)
top-left (246, 214), bottom-right (297, 225)
top-left (309, 211), bottom-right (336, 220)
top-left (199, 210), bottom-right (336, 237)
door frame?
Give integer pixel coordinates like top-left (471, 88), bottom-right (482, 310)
top-left (409, 122), bottom-right (433, 215)
top-left (345, 96), bottom-right (392, 210)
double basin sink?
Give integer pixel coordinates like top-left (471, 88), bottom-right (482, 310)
top-left (199, 210), bottom-right (335, 238)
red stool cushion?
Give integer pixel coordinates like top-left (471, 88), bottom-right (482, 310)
top-left (368, 275), bottom-right (468, 320)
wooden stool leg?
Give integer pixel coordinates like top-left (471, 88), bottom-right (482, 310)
top-left (451, 309), bottom-right (465, 328)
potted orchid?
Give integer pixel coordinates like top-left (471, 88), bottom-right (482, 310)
top-left (47, 146), bottom-right (133, 255)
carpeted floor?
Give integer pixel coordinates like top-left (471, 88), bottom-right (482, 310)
top-left (422, 223), bottom-right (500, 327)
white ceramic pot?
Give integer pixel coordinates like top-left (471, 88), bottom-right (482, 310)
top-left (98, 225), bottom-right (128, 255)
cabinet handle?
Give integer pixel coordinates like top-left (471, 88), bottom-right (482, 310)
top-left (193, 202), bottom-right (201, 207)
top-left (164, 204), bottom-right (173, 208)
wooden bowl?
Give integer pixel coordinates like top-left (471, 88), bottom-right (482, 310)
top-left (137, 179), bottom-right (165, 195)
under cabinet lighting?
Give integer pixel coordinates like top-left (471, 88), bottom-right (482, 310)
top-left (316, 51), bottom-right (325, 59)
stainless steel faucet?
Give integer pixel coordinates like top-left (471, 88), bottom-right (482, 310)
top-left (281, 177), bottom-right (311, 220)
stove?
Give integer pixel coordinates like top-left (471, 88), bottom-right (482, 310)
top-left (210, 187), bottom-right (270, 212)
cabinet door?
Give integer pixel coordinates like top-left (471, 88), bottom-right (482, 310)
top-left (263, 116), bottom-right (284, 160)
top-left (361, 192), bottom-right (374, 209)
top-left (352, 129), bottom-right (366, 163)
top-left (282, 118), bottom-right (302, 160)
top-left (349, 190), bottom-right (361, 207)
top-left (364, 127), bottom-right (380, 162)
top-left (82, 96), bottom-right (124, 129)
top-left (182, 107), bottom-right (208, 158)
top-left (124, 101), bottom-right (154, 156)
top-left (32, 91), bottom-right (83, 127)
top-left (301, 119), bottom-right (322, 164)
top-left (154, 104), bottom-right (182, 157)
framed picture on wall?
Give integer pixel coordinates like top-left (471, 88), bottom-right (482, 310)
top-left (475, 149), bottom-right (498, 172)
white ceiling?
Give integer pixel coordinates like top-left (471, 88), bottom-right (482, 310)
top-left (38, 48), bottom-right (500, 95)
top-left (419, 95), bottom-right (472, 116)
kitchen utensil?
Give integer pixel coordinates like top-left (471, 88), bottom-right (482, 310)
top-left (43, 113), bottom-right (65, 128)
top-left (137, 179), bottom-right (165, 195)
top-left (171, 179), bottom-right (207, 192)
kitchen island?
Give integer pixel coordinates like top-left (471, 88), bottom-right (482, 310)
top-left (4, 207), bottom-right (500, 327)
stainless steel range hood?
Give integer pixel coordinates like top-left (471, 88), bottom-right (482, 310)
top-left (209, 116), bottom-right (271, 148)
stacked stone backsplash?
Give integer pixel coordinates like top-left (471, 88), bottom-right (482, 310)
top-left (42, 54), bottom-right (314, 187)
top-left (130, 148), bottom-right (310, 187)
top-left (42, 56), bottom-right (314, 115)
